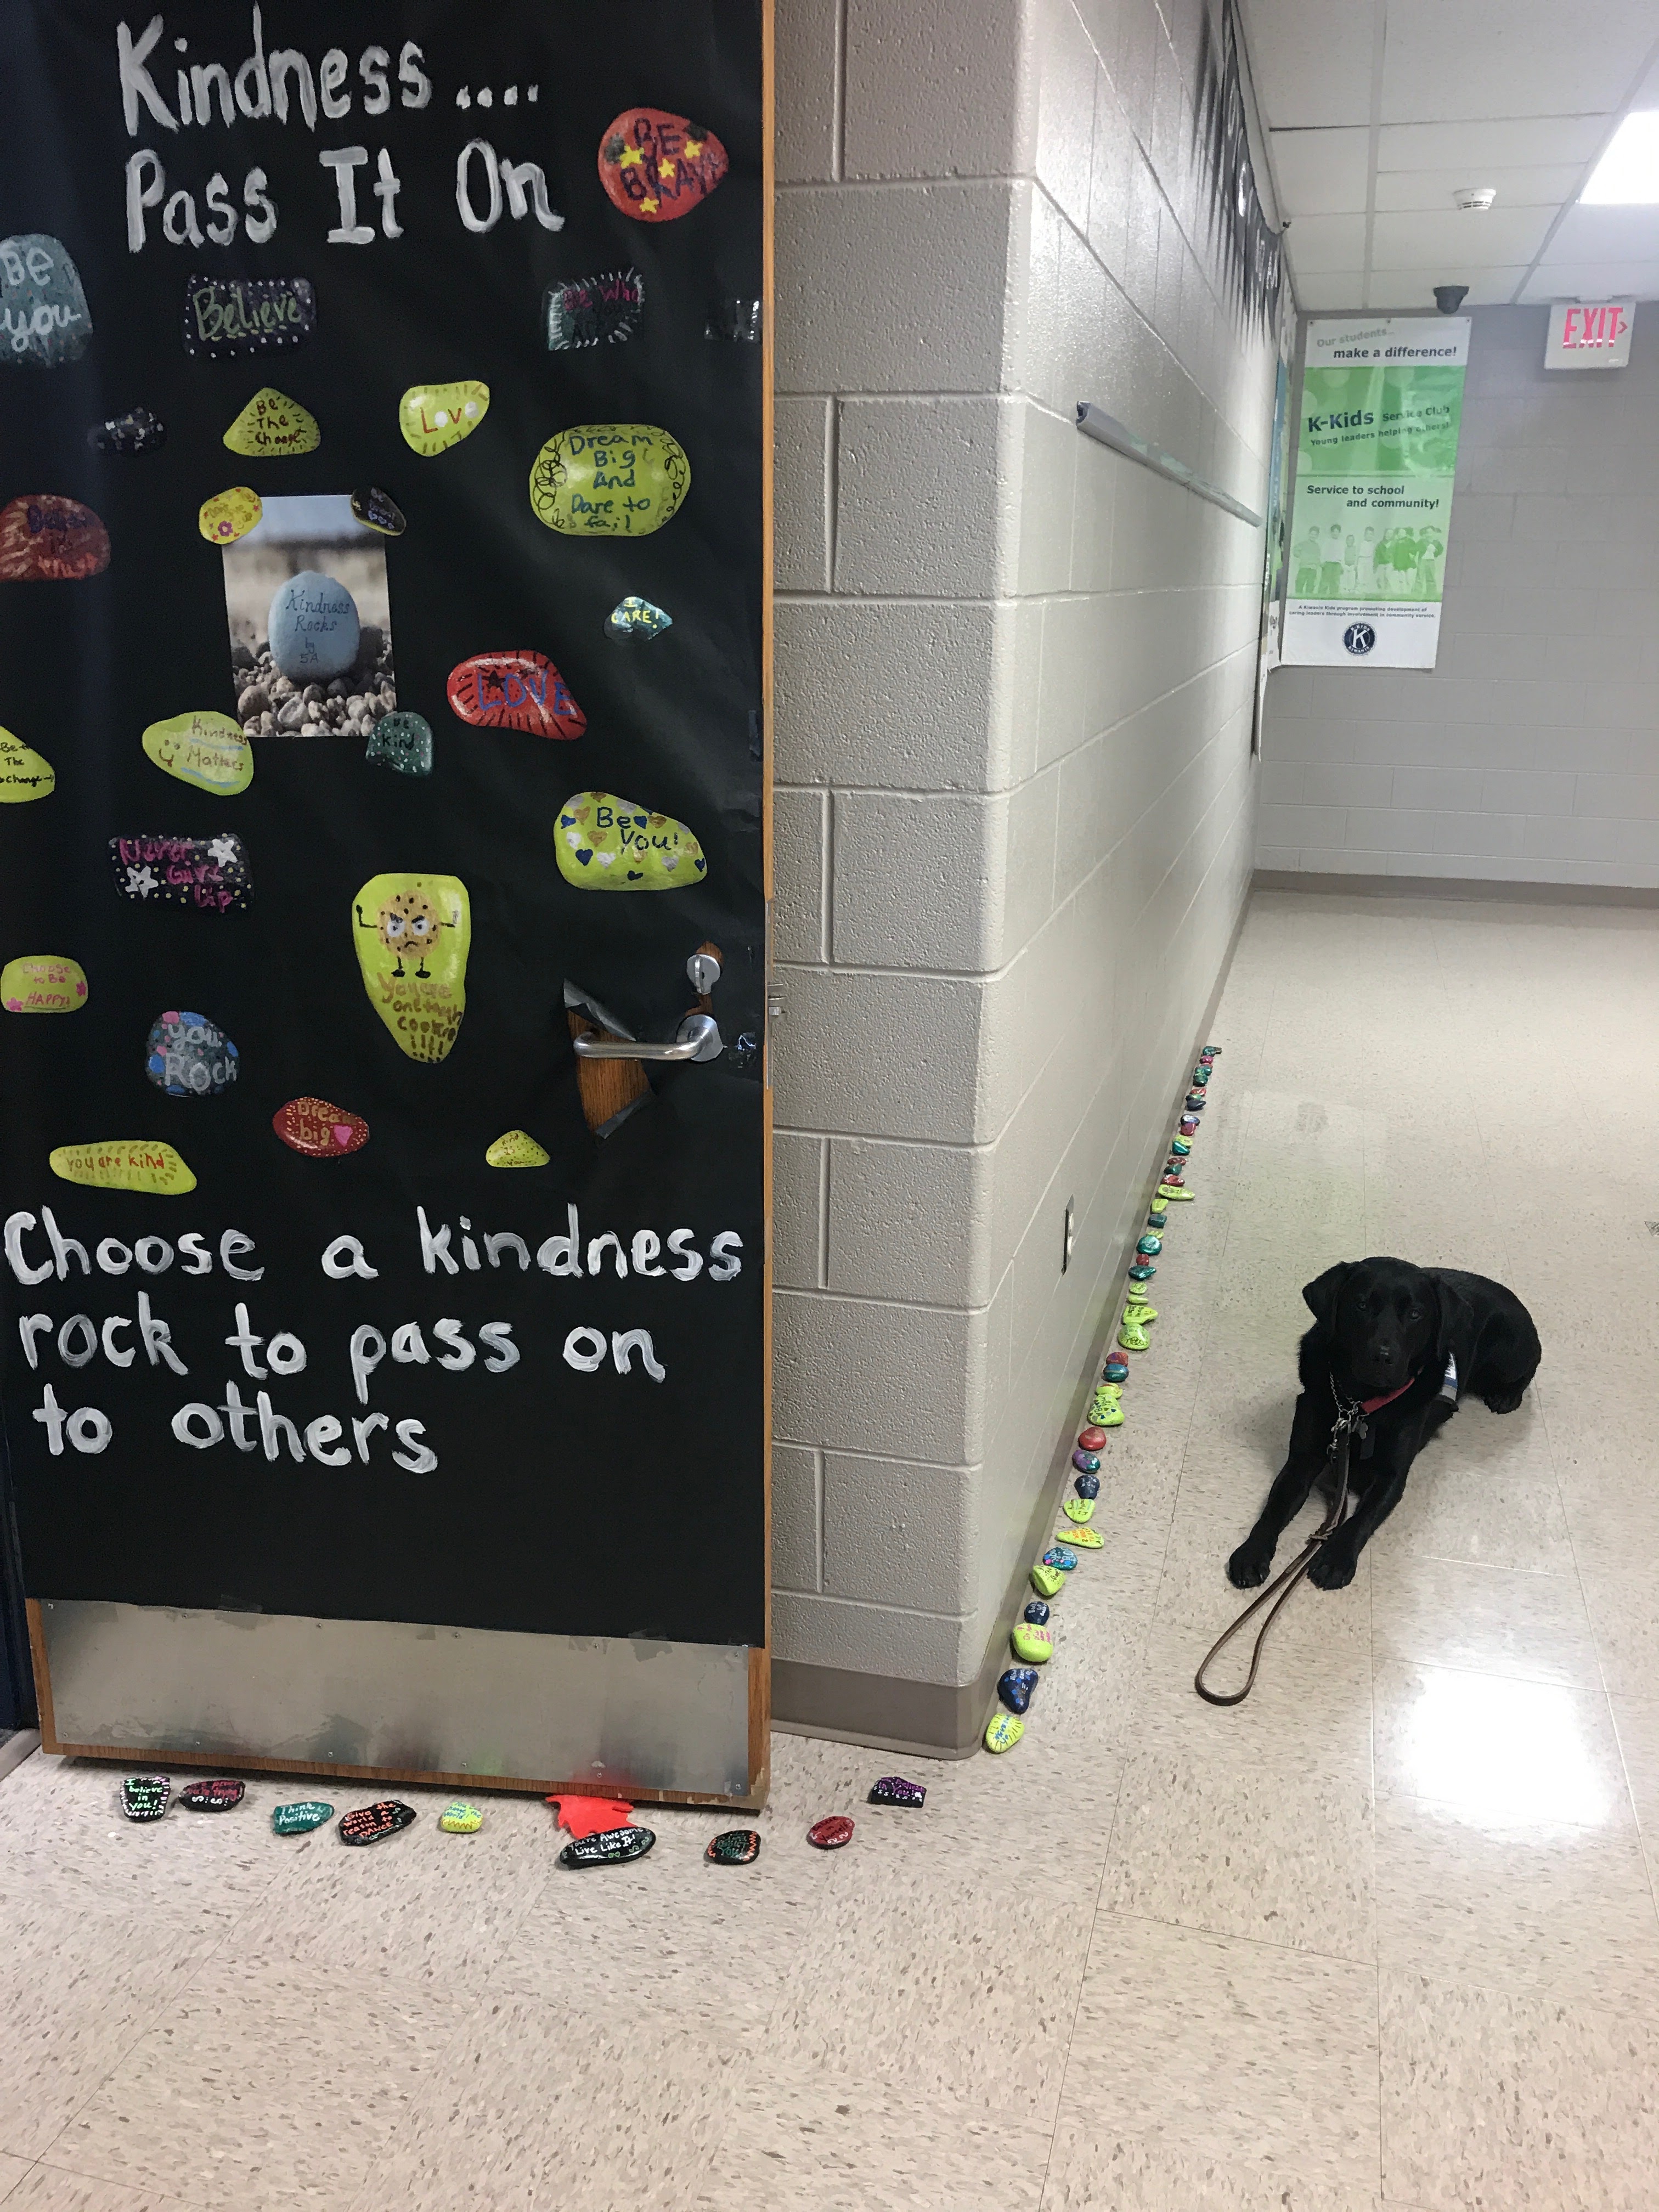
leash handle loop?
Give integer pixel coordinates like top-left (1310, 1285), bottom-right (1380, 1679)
top-left (1193, 1431), bottom-right (1353, 1708)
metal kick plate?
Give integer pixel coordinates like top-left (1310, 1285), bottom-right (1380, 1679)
top-left (38, 1600), bottom-right (754, 1799)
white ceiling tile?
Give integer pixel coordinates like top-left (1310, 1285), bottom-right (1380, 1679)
top-left (1539, 203), bottom-right (1659, 264)
top-left (1379, 0), bottom-right (1659, 125)
top-left (1519, 261), bottom-right (1659, 300)
top-left (1379, 117), bottom-right (1612, 170)
top-left (1290, 272), bottom-right (1370, 311)
top-left (1374, 164), bottom-right (1588, 213)
top-left (1362, 268), bottom-right (1530, 309)
top-left (1370, 206), bottom-right (1556, 269)
top-left (1269, 127), bottom-right (1372, 215)
top-left (1235, 0), bottom-right (1374, 128)
top-left (1284, 212), bottom-right (1371, 274)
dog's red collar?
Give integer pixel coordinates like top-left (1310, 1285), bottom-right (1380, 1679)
top-left (1358, 1373), bottom-right (1418, 1415)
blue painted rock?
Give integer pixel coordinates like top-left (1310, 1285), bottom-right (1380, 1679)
top-left (109, 833), bottom-right (249, 913)
top-left (998, 1666), bottom-right (1039, 1715)
top-left (90, 407), bottom-right (165, 456)
top-left (1022, 1599), bottom-right (1051, 1626)
top-left (868, 1775), bottom-right (926, 1808)
top-left (0, 494), bottom-right (109, 579)
top-left (122, 1776), bottom-right (170, 1821)
top-left (1042, 1547), bottom-right (1079, 1572)
top-left (272, 1801), bottom-right (334, 1835)
top-left (1137, 1235), bottom-right (1162, 1256)
top-left (1185, 1092), bottom-right (1206, 1110)
top-left (0, 234), bottom-right (92, 366)
top-left (545, 267), bottom-right (645, 349)
top-left (178, 1778), bottom-right (244, 1812)
top-left (984, 1710), bottom-right (1024, 1753)
top-left (146, 1010), bottom-right (238, 1098)
top-left (1128, 1262), bottom-right (1156, 1281)
top-left (1103, 1355), bottom-right (1130, 1381)
top-left (560, 1824), bottom-right (656, 1867)
top-left (1074, 1471), bottom-right (1101, 1500)
top-left (268, 570), bottom-right (359, 682)
top-left (806, 1816), bottom-right (854, 1850)
top-left (339, 1801), bottom-right (416, 1846)
top-left (351, 484), bottom-right (406, 535)
top-left (185, 274), bottom-right (314, 358)
top-left (365, 711), bottom-right (432, 777)
top-left (706, 1828), bottom-right (761, 1863)
top-left (448, 650), bottom-right (585, 738)
top-left (1073, 1449), bottom-right (1101, 1475)
top-left (607, 595), bottom-right (673, 641)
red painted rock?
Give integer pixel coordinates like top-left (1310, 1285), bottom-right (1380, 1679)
top-left (1078, 1426), bottom-right (1109, 1451)
top-left (0, 494), bottom-right (109, 580)
top-left (447, 650), bottom-right (585, 740)
top-left (597, 109), bottom-right (729, 223)
top-left (807, 1815), bottom-right (855, 1850)
top-left (273, 1097), bottom-right (369, 1159)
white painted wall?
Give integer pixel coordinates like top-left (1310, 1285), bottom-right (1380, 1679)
top-left (771, 0), bottom-right (1278, 1736)
top-left (1260, 305), bottom-right (1659, 888)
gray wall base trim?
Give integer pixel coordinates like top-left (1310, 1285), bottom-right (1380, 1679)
top-left (0, 1730), bottom-right (41, 1786)
top-left (772, 885), bottom-right (1254, 1757)
top-left (1254, 868), bottom-right (1659, 909)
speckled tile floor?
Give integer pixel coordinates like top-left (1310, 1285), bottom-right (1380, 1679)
top-left (4, 890), bottom-right (1658, 2211)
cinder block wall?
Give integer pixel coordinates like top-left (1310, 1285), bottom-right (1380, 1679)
top-left (1260, 304), bottom-right (1659, 889)
top-left (771, 0), bottom-right (1278, 1749)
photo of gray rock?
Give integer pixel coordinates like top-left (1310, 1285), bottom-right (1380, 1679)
top-left (220, 492), bottom-right (397, 737)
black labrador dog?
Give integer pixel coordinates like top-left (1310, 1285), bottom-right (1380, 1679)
top-left (1227, 1257), bottom-right (1542, 1592)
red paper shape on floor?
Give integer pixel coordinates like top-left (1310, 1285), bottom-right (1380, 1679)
top-left (546, 1793), bottom-right (635, 1838)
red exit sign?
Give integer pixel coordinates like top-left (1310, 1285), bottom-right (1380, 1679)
top-left (1546, 301), bottom-right (1634, 368)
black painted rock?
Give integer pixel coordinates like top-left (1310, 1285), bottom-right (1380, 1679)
top-left (122, 1775), bottom-right (170, 1821)
top-left (867, 1775), bottom-right (927, 1809)
top-left (178, 1778), bottom-right (244, 1812)
top-left (559, 1824), bottom-right (656, 1868)
top-left (90, 407), bottom-right (165, 456)
top-left (545, 268), bottom-right (645, 349)
top-left (0, 233), bottom-right (92, 366)
top-left (184, 273), bottom-right (315, 358)
top-left (351, 485), bottom-right (406, 536)
top-left (705, 298), bottom-right (760, 342)
top-left (111, 834), bottom-right (249, 913)
top-left (145, 1008), bottom-right (239, 1098)
top-left (339, 1801), bottom-right (416, 1846)
top-left (1023, 1599), bottom-right (1051, 1626)
top-left (998, 1666), bottom-right (1039, 1716)
top-left (706, 1828), bottom-right (761, 1865)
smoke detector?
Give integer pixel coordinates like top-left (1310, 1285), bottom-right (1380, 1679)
top-left (1455, 188), bottom-right (1497, 212)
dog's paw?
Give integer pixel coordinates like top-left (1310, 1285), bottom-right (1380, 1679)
top-left (1227, 1544), bottom-right (1271, 1589)
top-left (1483, 1387), bottom-right (1525, 1414)
top-left (1308, 1544), bottom-right (1358, 1590)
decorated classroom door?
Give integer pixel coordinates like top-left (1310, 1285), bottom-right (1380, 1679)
top-left (0, 1), bottom-right (771, 1803)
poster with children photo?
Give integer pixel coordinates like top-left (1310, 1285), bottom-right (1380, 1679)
top-left (222, 494), bottom-right (396, 736)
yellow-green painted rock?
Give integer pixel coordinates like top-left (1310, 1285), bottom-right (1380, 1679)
top-left (1056, 1524), bottom-right (1103, 1549)
top-left (529, 423), bottom-right (690, 537)
top-left (440, 1802), bottom-right (482, 1833)
top-left (486, 1129), bottom-right (550, 1169)
top-left (984, 1710), bottom-right (1024, 1753)
top-left (142, 713), bottom-right (253, 797)
top-left (353, 873), bottom-right (470, 1064)
top-left (0, 726), bottom-right (54, 802)
top-left (555, 791), bottom-right (706, 891)
top-left (3, 956), bottom-right (87, 1013)
top-left (399, 380), bottom-right (489, 456)
top-left (199, 486), bottom-right (263, 545)
top-left (1061, 1497), bottom-right (1096, 1525)
top-left (1010, 1624), bottom-right (1053, 1664)
top-left (50, 1139), bottom-right (196, 1195)
top-left (1030, 1562), bottom-right (1065, 1599)
top-left (223, 388), bottom-right (319, 456)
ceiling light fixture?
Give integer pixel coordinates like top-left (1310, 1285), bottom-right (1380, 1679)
top-left (1454, 188), bottom-right (1496, 211)
top-left (1582, 110), bottom-right (1659, 204)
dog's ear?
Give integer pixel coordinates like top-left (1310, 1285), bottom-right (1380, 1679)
top-left (1434, 1273), bottom-right (1473, 1376)
top-left (1302, 1262), bottom-right (1356, 1329)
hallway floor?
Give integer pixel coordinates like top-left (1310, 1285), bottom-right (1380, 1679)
top-left (4, 889), bottom-right (1657, 2211)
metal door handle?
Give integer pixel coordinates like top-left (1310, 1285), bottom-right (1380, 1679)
top-left (572, 1012), bottom-right (723, 1063)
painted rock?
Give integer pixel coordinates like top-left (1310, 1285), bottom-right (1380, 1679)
top-left (365, 710), bottom-right (432, 777)
top-left (1180, 1116), bottom-right (1199, 1135)
top-left (806, 1816), bottom-right (854, 1850)
top-left (706, 1828), bottom-right (761, 1864)
top-left (529, 424), bottom-right (691, 538)
top-left (1185, 1093), bottom-right (1206, 1110)
top-left (447, 650), bottom-right (585, 739)
top-left (91, 407), bottom-right (165, 456)
top-left (399, 380), bottom-right (489, 456)
top-left (559, 1824), bottom-right (656, 1868)
top-left (146, 1009), bottom-right (239, 1099)
top-left (0, 234), bottom-right (92, 366)
top-left (1158, 1183), bottom-right (1194, 1202)
top-left (706, 298), bottom-right (762, 342)
top-left (597, 109), bottom-right (729, 223)
top-left (142, 713), bottom-right (253, 796)
top-left (1091, 1398), bottom-right (1124, 1428)
top-left (1103, 1355), bottom-right (1130, 1381)
top-left (1086, 1389), bottom-right (1117, 1424)
top-left (1203, 1043), bottom-right (1220, 1057)
top-left (1011, 1624), bottom-right (1053, 1664)
top-left (1073, 1449), bottom-right (1101, 1474)
top-left (2, 956), bottom-right (86, 1013)
top-left (122, 1776), bottom-right (170, 1821)
top-left (1060, 1525), bottom-right (1104, 1550)
top-left (546, 1795), bottom-right (636, 1838)
top-left (1042, 1547), bottom-right (1079, 1573)
top-left (50, 1139), bottom-right (195, 1196)
top-left (0, 495), bottom-right (109, 580)
top-left (1137, 1235), bottom-right (1162, 1256)
top-left (1022, 1600), bottom-right (1050, 1626)
top-left (269, 569), bottom-right (360, 682)
top-left (607, 595), bottom-right (672, 641)
top-left (545, 266), bottom-right (645, 348)
top-left (1192, 1068), bottom-right (1209, 1085)
top-left (223, 387), bottom-right (320, 456)
top-left (1128, 1262), bottom-right (1156, 1281)
top-left (351, 484), bottom-right (406, 536)
top-left (1171, 1138), bottom-right (1191, 1156)
top-left (440, 1802), bottom-right (483, 1834)
top-left (0, 727), bottom-right (54, 800)
top-left (1118, 1321), bottom-right (1150, 1351)
top-left (486, 1129), bottom-right (549, 1169)
top-left (353, 873), bottom-right (470, 1064)
top-left (199, 486), bottom-right (262, 545)
top-left (109, 833), bottom-right (249, 913)
top-left (868, 1775), bottom-right (927, 1809)
top-left (340, 1801), bottom-right (416, 1846)
top-left (179, 1778), bottom-right (244, 1812)
top-left (184, 274), bottom-right (314, 358)
top-left (1062, 1497), bottom-right (1096, 1525)
top-left (1030, 1562), bottom-right (1064, 1599)
top-left (998, 1666), bottom-right (1038, 1715)
top-left (273, 1098), bottom-right (369, 1159)
top-left (984, 1711), bottom-right (1024, 1754)
top-left (1074, 1471), bottom-right (1101, 1501)
top-left (555, 792), bottom-right (706, 890)
top-left (272, 1800), bottom-right (334, 1835)
top-left (1078, 1426), bottom-right (1109, 1452)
